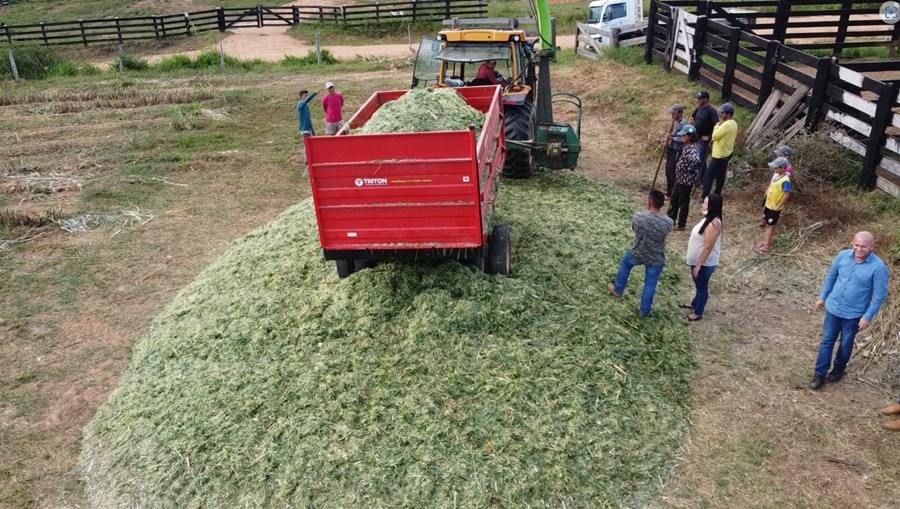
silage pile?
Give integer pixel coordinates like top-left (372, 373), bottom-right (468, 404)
top-left (357, 88), bottom-right (485, 135)
top-left (80, 173), bottom-right (694, 509)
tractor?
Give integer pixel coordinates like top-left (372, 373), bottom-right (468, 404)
top-left (411, 7), bottom-right (582, 179)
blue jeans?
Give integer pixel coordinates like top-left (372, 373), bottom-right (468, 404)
top-left (696, 139), bottom-right (710, 180)
top-left (613, 250), bottom-right (663, 316)
top-left (814, 311), bottom-right (861, 376)
top-left (689, 264), bottom-right (716, 317)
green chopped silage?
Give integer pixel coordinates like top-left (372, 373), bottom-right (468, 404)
top-left (357, 88), bottom-right (486, 135)
top-left (80, 172), bottom-right (694, 509)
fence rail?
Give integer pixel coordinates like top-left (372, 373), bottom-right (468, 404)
top-left (646, 0), bottom-right (900, 196)
top-left (0, 0), bottom-right (486, 46)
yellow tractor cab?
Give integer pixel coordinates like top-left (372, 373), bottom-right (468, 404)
top-left (412, 29), bottom-right (535, 107)
top-left (412, 19), bottom-right (582, 178)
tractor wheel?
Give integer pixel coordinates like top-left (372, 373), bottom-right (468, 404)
top-left (502, 102), bottom-right (536, 179)
top-left (489, 224), bottom-right (511, 276)
top-left (336, 260), bottom-right (354, 278)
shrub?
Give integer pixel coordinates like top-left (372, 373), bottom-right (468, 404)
top-left (155, 54), bottom-right (193, 71)
top-left (281, 49), bottom-right (338, 68)
top-left (111, 53), bottom-right (149, 72)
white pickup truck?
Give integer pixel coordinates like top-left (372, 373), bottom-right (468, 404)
top-left (586, 0), bottom-right (645, 45)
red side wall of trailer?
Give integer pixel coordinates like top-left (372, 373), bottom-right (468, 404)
top-left (305, 86), bottom-right (505, 253)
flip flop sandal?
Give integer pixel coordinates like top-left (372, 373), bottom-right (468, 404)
top-left (685, 314), bottom-right (703, 321)
top-left (677, 303), bottom-right (694, 309)
top-left (753, 246), bottom-right (770, 254)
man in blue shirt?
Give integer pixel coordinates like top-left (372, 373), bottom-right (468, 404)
top-left (297, 89), bottom-right (317, 164)
top-left (809, 231), bottom-right (889, 390)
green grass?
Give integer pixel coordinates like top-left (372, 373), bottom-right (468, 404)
top-left (81, 173), bottom-right (694, 508)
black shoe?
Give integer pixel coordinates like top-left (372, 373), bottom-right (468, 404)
top-left (809, 375), bottom-right (826, 390)
top-left (826, 370), bottom-right (845, 383)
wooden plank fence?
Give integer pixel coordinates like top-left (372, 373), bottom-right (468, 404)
top-left (0, 0), bottom-right (486, 46)
top-left (573, 21), bottom-right (647, 59)
top-left (645, 0), bottom-right (900, 196)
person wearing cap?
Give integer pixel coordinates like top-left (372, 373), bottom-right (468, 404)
top-left (774, 145), bottom-right (794, 175)
top-left (701, 103), bottom-right (738, 200)
top-left (754, 156), bottom-right (791, 254)
top-left (689, 90), bottom-right (718, 178)
top-left (296, 89), bottom-right (318, 164)
top-left (606, 190), bottom-right (674, 318)
top-left (664, 104), bottom-right (688, 197)
top-left (322, 82), bottom-right (344, 135)
top-left (667, 124), bottom-right (701, 230)
top-left (808, 231), bottom-right (888, 390)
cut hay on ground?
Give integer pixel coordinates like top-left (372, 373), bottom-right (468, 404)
top-left (80, 173), bottom-right (694, 509)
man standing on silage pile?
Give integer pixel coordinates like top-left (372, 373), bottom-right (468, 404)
top-left (322, 81), bottom-right (344, 135)
top-left (606, 190), bottom-right (675, 317)
top-left (297, 89), bottom-right (318, 163)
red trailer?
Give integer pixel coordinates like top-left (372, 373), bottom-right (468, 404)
top-left (305, 85), bottom-right (510, 278)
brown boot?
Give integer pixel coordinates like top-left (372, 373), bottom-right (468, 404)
top-left (881, 404), bottom-right (900, 415)
top-left (886, 420), bottom-right (900, 431)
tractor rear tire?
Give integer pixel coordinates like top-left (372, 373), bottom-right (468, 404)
top-left (502, 102), bottom-right (536, 179)
top-left (336, 260), bottom-right (354, 278)
top-left (489, 224), bottom-right (511, 276)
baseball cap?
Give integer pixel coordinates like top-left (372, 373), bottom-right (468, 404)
top-left (719, 103), bottom-right (735, 114)
top-left (325, 81), bottom-right (334, 89)
top-left (676, 124), bottom-right (697, 136)
top-left (695, 90), bottom-right (710, 99)
top-left (668, 104), bottom-right (684, 113)
top-left (768, 157), bottom-right (789, 169)
top-left (774, 146), bottom-right (794, 157)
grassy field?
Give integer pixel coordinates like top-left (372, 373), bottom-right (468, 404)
top-left (2, 38), bottom-right (900, 509)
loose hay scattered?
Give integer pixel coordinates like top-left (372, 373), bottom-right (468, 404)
top-left (357, 88), bottom-right (486, 136)
top-left (80, 173), bottom-right (694, 509)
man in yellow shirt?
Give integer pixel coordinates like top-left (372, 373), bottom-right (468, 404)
top-left (701, 103), bottom-right (737, 199)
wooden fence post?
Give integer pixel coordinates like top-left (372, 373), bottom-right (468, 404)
top-left (890, 20), bottom-right (900, 58)
top-left (375, 1), bottom-right (380, 22)
top-left (292, 5), bottom-right (300, 25)
top-left (805, 56), bottom-right (833, 131)
top-left (40, 22), bottom-right (47, 45)
top-left (772, 0), bottom-right (790, 44)
top-left (160, 17), bottom-right (168, 39)
top-left (79, 20), bottom-right (88, 46)
top-left (756, 40), bottom-right (781, 111)
top-left (3, 24), bottom-right (10, 44)
top-left (662, 6), bottom-right (677, 72)
top-left (860, 82), bottom-right (896, 189)
top-left (412, 0), bottom-right (417, 22)
top-left (183, 12), bottom-right (191, 36)
top-left (115, 18), bottom-right (123, 45)
top-left (610, 27), bottom-right (620, 47)
top-left (644, 0), bottom-right (658, 64)
top-left (444, 0), bottom-right (451, 21)
top-left (257, 5), bottom-right (263, 27)
top-left (689, 14), bottom-right (708, 81)
top-left (217, 7), bottom-right (226, 32)
top-left (340, 6), bottom-right (347, 27)
top-left (721, 26), bottom-right (740, 100)
top-left (832, 1), bottom-right (852, 59)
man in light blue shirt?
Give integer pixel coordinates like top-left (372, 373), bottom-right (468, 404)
top-left (810, 231), bottom-right (889, 390)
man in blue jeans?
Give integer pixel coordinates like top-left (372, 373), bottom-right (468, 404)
top-left (809, 231), bottom-right (889, 390)
top-left (607, 190), bottom-right (674, 317)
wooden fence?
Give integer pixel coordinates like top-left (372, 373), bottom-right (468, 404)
top-left (0, 0), bottom-right (486, 46)
top-left (645, 0), bottom-right (900, 197)
top-left (573, 21), bottom-right (647, 59)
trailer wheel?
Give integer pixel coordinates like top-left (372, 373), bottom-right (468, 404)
top-left (502, 102), bottom-right (536, 179)
top-left (353, 260), bottom-right (376, 272)
top-left (336, 260), bottom-right (354, 278)
top-left (472, 244), bottom-right (490, 274)
top-left (489, 224), bottom-right (511, 276)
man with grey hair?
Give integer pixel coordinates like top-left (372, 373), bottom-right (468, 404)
top-left (809, 231), bottom-right (889, 390)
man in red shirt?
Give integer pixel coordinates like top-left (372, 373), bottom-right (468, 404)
top-left (322, 81), bottom-right (344, 135)
top-left (475, 61), bottom-right (507, 85)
